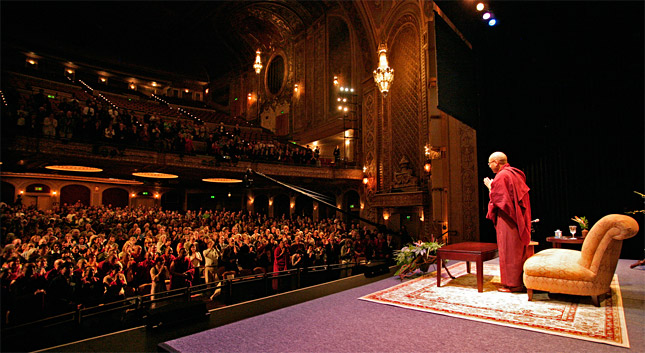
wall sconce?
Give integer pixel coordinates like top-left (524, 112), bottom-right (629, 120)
top-left (363, 176), bottom-right (369, 185)
top-left (383, 210), bottom-right (390, 221)
top-left (228, 192), bottom-right (232, 198)
top-left (254, 49), bottom-right (263, 74)
top-left (290, 202), bottom-right (295, 209)
top-left (131, 193), bottom-right (136, 198)
top-left (26, 59), bottom-right (37, 65)
top-left (269, 199), bottom-right (273, 206)
top-left (294, 84), bottom-right (299, 93)
top-left (154, 193), bottom-right (160, 199)
top-left (373, 43), bottom-right (394, 96)
top-left (333, 76), bottom-right (339, 86)
top-left (129, 83), bottom-right (136, 90)
top-left (424, 145), bottom-right (444, 175)
top-left (248, 93), bottom-right (253, 101)
top-left (19, 190), bottom-right (24, 195)
top-left (424, 160), bottom-right (432, 174)
top-left (205, 88), bottom-right (209, 94)
top-left (248, 197), bottom-right (254, 204)
top-left (99, 77), bottom-right (107, 83)
top-left (184, 89), bottom-right (190, 93)
top-left (151, 82), bottom-right (157, 87)
top-left (51, 191), bottom-right (57, 196)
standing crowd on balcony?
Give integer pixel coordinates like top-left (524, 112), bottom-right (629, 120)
top-left (2, 79), bottom-right (325, 166)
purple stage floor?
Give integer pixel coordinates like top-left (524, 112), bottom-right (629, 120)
top-left (160, 259), bottom-right (645, 353)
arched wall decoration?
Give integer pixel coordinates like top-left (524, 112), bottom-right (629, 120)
top-left (338, 0), bottom-right (375, 77)
top-left (1, 181), bottom-right (16, 204)
top-left (273, 193), bottom-right (291, 219)
top-left (60, 184), bottom-right (91, 206)
top-left (389, 19), bottom-right (421, 189)
top-left (295, 194), bottom-right (313, 218)
top-left (343, 189), bottom-right (361, 224)
top-left (327, 15), bottom-right (353, 116)
top-left (265, 50), bottom-right (289, 99)
top-left (254, 194), bottom-right (269, 216)
top-left (102, 187), bottom-right (129, 208)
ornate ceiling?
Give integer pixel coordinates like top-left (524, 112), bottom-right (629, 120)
top-left (1, 1), bottom-right (331, 81)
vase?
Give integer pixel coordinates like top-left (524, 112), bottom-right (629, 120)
top-left (581, 229), bottom-right (589, 238)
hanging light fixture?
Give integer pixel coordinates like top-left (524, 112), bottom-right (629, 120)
top-left (373, 43), bottom-right (394, 96)
top-left (253, 49), bottom-right (263, 74)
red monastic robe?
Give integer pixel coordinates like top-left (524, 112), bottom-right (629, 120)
top-left (486, 163), bottom-right (532, 287)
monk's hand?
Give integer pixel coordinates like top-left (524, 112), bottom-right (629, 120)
top-left (483, 177), bottom-right (492, 190)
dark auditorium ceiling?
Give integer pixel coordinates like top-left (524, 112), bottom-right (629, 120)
top-left (1, 1), bottom-right (330, 81)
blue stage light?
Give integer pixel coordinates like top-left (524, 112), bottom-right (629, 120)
top-left (488, 19), bottom-right (497, 26)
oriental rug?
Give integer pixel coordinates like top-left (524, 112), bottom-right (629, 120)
top-left (359, 263), bottom-right (629, 348)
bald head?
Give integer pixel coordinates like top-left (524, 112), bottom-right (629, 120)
top-left (488, 152), bottom-right (507, 164)
top-left (488, 152), bottom-right (508, 173)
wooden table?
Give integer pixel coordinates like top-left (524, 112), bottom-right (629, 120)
top-left (546, 236), bottom-right (584, 248)
top-left (436, 242), bottom-right (498, 292)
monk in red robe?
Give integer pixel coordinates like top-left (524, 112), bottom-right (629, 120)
top-left (484, 152), bottom-right (531, 292)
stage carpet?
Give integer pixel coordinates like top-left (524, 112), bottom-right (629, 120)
top-left (359, 263), bottom-right (629, 348)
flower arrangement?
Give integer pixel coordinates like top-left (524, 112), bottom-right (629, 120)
top-left (393, 240), bottom-right (443, 276)
top-left (571, 216), bottom-right (589, 230)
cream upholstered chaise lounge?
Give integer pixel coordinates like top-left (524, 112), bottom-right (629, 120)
top-left (523, 214), bottom-right (639, 306)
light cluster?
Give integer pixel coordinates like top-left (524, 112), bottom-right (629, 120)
top-left (475, 2), bottom-right (498, 26)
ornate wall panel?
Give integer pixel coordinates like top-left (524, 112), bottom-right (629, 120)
top-left (294, 40), bottom-right (306, 131)
top-left (447, 116), bottom-right (479, 242)
top-left (328, 16), bottom-right (352, 113)
top-left (362, 87), bottom-right (378, 222)
top-left (305, 31), bottom-right (315, 130)
top-left (389, 23), bottom-right (420, 189)
top-left (313, 26), bottom-right (326, 125)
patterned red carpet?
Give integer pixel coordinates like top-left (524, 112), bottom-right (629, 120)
top-left (360, 263), bottom-right (629, 348)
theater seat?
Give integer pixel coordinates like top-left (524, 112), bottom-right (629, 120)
top-left (523, 214), bottom-right (639, 306)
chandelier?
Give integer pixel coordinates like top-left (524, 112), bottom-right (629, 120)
top-left (253, 49), bottom-right (263, 74)
top-left (373, 43), bottom-right (394, 96)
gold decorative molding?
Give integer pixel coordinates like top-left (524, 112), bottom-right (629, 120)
top-left (372, 191), bottom-right (427, 207)
top-left (1, 172), bottom-right (143, 185)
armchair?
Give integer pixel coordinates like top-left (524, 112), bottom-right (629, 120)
top-left (523, 214), bottom-right (639, 306)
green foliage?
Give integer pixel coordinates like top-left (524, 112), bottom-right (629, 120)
top-left (393, 241), bottom-right (443, 276)
top-left (571, 216), bottom-right (589, 230)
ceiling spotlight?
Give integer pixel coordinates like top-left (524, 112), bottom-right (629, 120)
top-left (476, 3), bottom-right (485, 11)
top-left (488, 19), bottom-right (497, 26)
top-left (483, 12), bottom-right (492, 20)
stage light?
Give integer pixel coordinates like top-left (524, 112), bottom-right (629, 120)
top-left (483, 12), bottom-right (492, 20)
top-left (488, 19), bottom-right (497, 26)
top-left (476, 3), bottom-right (485, 11)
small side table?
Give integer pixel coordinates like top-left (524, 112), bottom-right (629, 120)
top-left (528, 241), bottom-right (538, 257)
top-left (546, 236), bottom-right (584, 248)
top-left (436, 242), bottom-right (498, 292)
